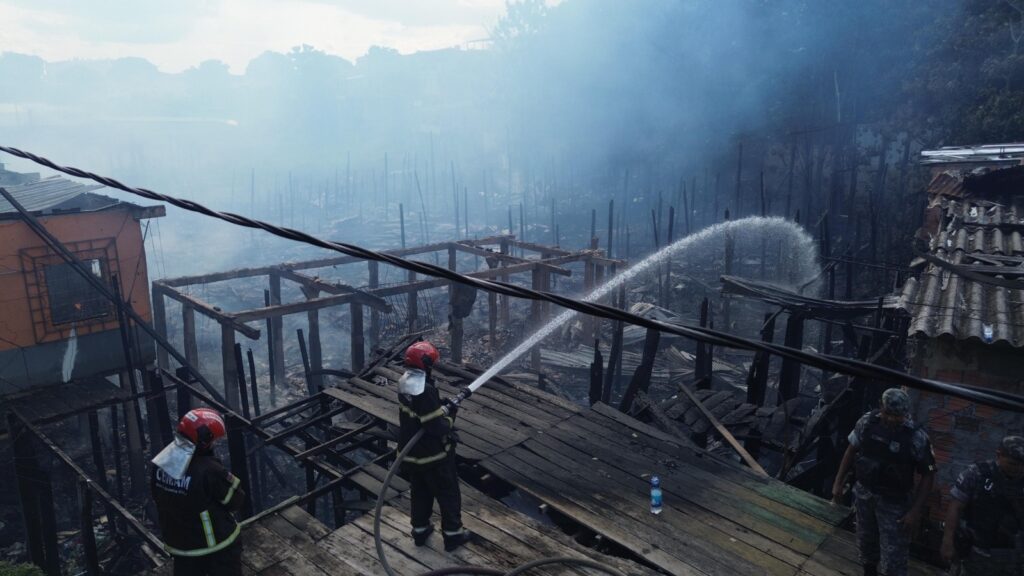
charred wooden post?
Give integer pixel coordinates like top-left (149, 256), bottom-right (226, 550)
top-left (530, 265), bottom-right (543, 371)
top-left (488, 287), bottom-right (498, 352)
top-left (400, 202), bottom-right (406, 248)
top-left (152, 285), bottom-right (169, 369)
top-left (78, 479), bottom-right (101, 576)
top-left (182, 303), bottom-right (199, 373)
top-left (224, 413), bottom-right (253, 519)
top-left (583, 256), bottom-right (596, 339)
top-left (619, 328), bottom-right (661, 414)
top-left (369, 261), bottom-right (380, 351)
top-left (723, 209), bottom-right (734, 331)
top-left (665, 206), bottom-right (675, 307)
top-left (602, 284), bottom-right (626, 403)
top-left (221, 323), bottom-right (240, 409)
top-left (110, 406), bottom-right (125, 502)
top-left (269, 271), bottom-right (286, 398)
top-left (247, 349), bottom-right (261, 417)
top-left (142, 368), bottom-right (172, 453)
top-left (745, 313), bottom-right (776, 406)
top-left (119, 372), bottom-right (148, 497)
top-left (589, 340), bottom-right (604, 406)
top-left (695, 298), bottom-right (711, 389)
top-left (233, 344), bottom-right (252, 418)
top-left (607, 198), bottom-right (615, 258)
top-left (407, 270), bottom-right (418, 332)
top-left (592, 264), bottom-right (605, 342)
top-left (263, 290), bottom-right (277, 407)
top-left (87, 410), bottom-right (120, 534)
top-left (351, 301), bottom-right (365, 372)
top-left (777, 313), bottom-right (805, 404)
top-left (499, 239), bottom-right (511, 327)
top-left (8, 413), bottom-right (46, 570)
top-left (448, 245), bottom-right (464, 364)
top-left (305, 289), bottom-right (324, 392)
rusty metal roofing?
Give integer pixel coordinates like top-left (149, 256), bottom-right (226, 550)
top-left (0, 175), bottom-right (122, 217)
top-left (898, 169), bottom-right (1024, 347)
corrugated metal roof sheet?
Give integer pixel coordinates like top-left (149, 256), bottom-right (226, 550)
top-left (0, 175), bottom-right (117, 216)
top-left (897, 169), bottom-right (1024, 347)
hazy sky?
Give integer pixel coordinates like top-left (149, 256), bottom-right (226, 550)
top-left (0, 0), bottom-right (508, 73)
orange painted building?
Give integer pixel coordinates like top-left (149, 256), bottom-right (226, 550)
top-left (0, 174), bottom-right (164, 393)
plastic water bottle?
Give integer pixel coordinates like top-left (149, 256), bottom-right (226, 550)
top-left (650, 475), bottom-right (663, 515)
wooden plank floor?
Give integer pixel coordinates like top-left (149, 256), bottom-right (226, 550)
top-left (144, 478), bottom-right (657, 576)
top-left (480, 403), bottom-right (943, 576)
top-left (261, 360), bottom-right (943, 576)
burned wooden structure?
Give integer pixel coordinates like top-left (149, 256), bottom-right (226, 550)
top-left (150, 236), bottom-right (623, 410)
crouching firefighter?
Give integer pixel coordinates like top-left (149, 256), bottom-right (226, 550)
top-left (398, 341), bottom-right (473, 552)
top-left (151, 408), bottom-right (245, 576)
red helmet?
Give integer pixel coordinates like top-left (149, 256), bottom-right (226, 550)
top-left (177, 408), bottom-right (226, 451)
top-left (404, 341), bottom-right (439, 370)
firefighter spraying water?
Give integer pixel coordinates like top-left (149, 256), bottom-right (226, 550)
top-left (397, 341), bottom-right (474, 551)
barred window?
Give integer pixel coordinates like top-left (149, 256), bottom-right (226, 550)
top-left (44, 259), bottom-right (112, 325)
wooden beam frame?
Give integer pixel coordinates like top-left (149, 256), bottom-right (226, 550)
top-left (153, 282), bottom-right (260, 339)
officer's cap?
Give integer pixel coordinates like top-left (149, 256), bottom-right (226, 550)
top-left (880, 388), bottom-right (910, 416)
top-left (1000, 436), bottom-right (1024, 462)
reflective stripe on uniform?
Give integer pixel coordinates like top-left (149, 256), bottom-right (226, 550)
top-left (418, 407), bottom-right (445, 423)
top-left (220, 474), bottom-right (241, 505)
top-left (403, 441), bottom-right (452, 465)
top-left (400, 403), bottom-right (445, 424)
top-left (164, 522), bottom-right (241, 558)
top-left (200, 510), bottom-right (217, 547)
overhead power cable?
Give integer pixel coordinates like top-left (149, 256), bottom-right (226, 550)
top-left (2, 145), bottom-right (1022, 412)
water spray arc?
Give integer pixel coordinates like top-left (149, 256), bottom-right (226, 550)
top-left (375, 216), bottom-right (817, 576)
top-left (461, 215), bottom-right (819, 399)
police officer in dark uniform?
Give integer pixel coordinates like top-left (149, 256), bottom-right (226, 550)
top-left (832, 388), bottom-right (936, 576)
top-left (398, 341), bottom-right (472, 552)
top-left (151, 408), bottom-right (245, 576)
top-left (941, 435), bottom-right (1024, 575)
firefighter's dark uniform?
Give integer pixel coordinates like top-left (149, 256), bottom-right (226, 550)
top-left (951, 460), bottom-right (1024, 575)
top-left (849, 410), bottom-right (935, 576)
top-left (398, 376), bottom-right (463, 539)
top-left (152, 452), bottom-right (245, 576)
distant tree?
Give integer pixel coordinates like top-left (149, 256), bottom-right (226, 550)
top-left (491, 0), bottom-right (549, 50)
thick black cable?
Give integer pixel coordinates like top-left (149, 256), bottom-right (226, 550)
top-left (2, 146), bottom-right (1023, 412)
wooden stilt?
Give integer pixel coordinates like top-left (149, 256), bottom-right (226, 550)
top-left (368, 261), bottom-right (380, 351)
top-left (619, 328), bottom-right (661, 414)
top-left (119, 372), bottom-right (147, 497)
top-left (8, 413), bottom-right (45, 569)
top-left (406, 270), bottom-right (418, 332)
top-left (264, 290), bottom-right (277, 407)
top-left (351, 302), bottom-right (365, 372)
top-left (588, 340), bottom-right (604, 406)
top-left (695, 298), bottom-right (711, 389)
top-left (79, 479), bottom-right (100, 576)
top-left (182, 303), bottom-right (199, 374)
top-left (269, 271), bottom-right (286, 398)
top-left (152, 286), bottom-right (169, 369)
top-left (778, 313), bottom-right (805, 404)
top-left (221, 323), bottom-right (240, 409)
